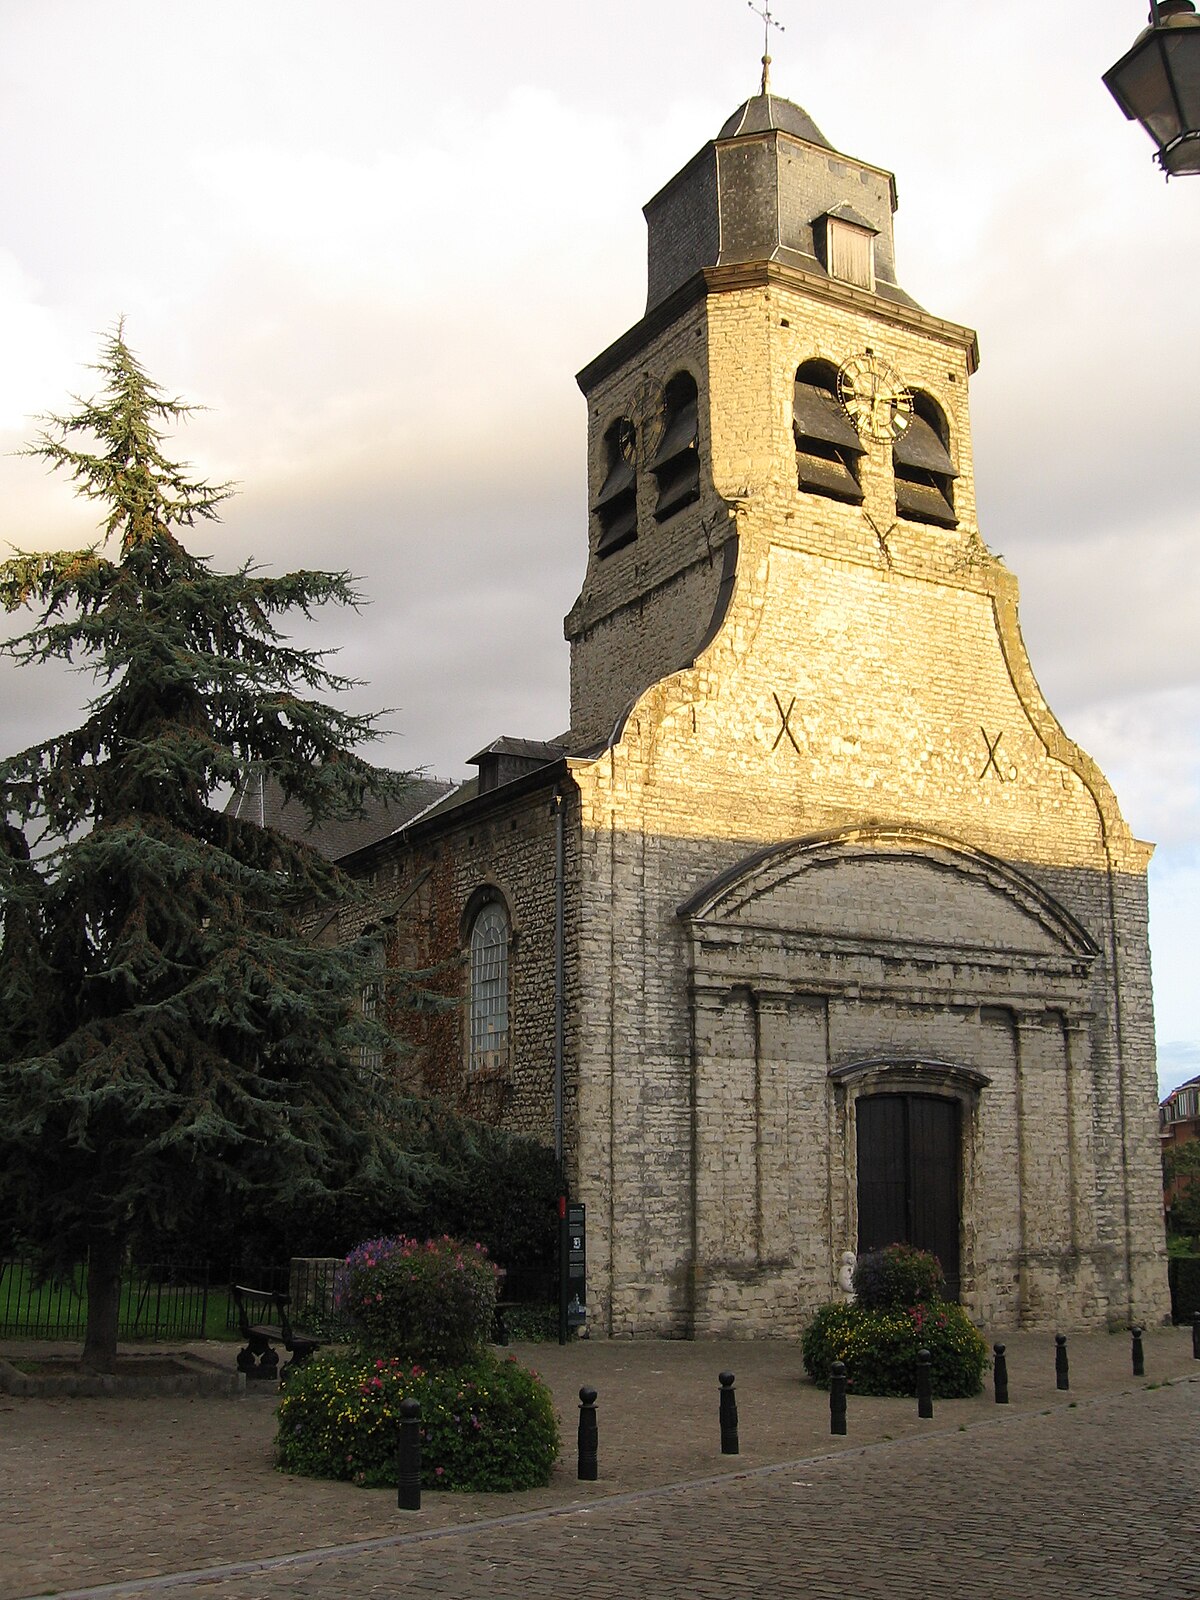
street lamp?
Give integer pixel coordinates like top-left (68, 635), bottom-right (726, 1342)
top-left (1104, 0), bottom-right (1200, 175)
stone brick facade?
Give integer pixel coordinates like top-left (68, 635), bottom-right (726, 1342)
top-left (346, 90), bottom-right (1169, 1339)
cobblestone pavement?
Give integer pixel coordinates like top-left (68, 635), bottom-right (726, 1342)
top-left (3, 1329), bottom-right (1198, 1600)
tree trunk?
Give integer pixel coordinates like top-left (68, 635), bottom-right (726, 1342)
top-left (81, 1230), bottom-right (124, 1373)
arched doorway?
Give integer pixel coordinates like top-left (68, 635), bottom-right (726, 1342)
top-left (856, 1093), bottom-right (961, 1300)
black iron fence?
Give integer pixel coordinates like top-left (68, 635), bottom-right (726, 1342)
top-left (1169, 1254), bottom-right (1200, 1323)
top-left (0, 1259), bottom-right (209, 1341)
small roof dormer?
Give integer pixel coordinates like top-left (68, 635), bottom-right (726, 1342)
top-left (815, 203), bottom-right (880, 293)
top-left (468, 736), bottom-right (565, 795)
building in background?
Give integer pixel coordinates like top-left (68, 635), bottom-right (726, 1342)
top-left (1161, 1074), bottom-right (1200, 1216)
top-left (252, 83), bottom-right (1170, 1335)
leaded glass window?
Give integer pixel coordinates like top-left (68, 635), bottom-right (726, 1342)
top-left (359, 942), bottom-right (384, 1075)
top-left (469, 900), bottom-right (510, 1074)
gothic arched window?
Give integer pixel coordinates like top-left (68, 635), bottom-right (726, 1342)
top-left (794, 359), bottom-right (865, 503)
top-left (894, 392), bottom-right (957, 527)
top-left (652, 372), bottom-right (700, 521)
top-left (468, 898), bottom-right (510, 1075)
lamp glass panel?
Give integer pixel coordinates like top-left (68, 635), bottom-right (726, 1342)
top-left (1112, 38), bottom-right (1183, 144)
top-left (1163, 132), bottom-right (1200, 172)
top-left (1164, 31), bottom-right (1200, 128)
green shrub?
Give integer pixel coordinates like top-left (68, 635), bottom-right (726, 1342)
top-left (408, 1110), bottom-right (560, 1298)
top-left (127, 1103), bottom-right (561, 1298)
top-left (802, 1301), bottom-right (987, 1398)
top-left (324, 1105), bottom-right (561, 1294)
top-left (502, 1302), bottom-right (559, 1342)
top-left (852, 1243), bottom-right (945, 1310)
top-left (339, 1235), bottom-right (499, 1365)
top-left (276, 1348), bottom-right (560, 1491)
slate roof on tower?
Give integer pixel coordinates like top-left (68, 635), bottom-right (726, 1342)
top-left (642, 90), bottom-right (918, 316)
top-left (717, 92), bottom-right (832, 146)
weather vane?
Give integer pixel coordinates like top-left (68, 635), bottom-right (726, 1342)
top-left (748, 0), bottom-right (784, 94)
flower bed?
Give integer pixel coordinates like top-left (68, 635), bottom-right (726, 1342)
top-left (802, 1244), bottom-right (988, 1399)
top-left (276, 1233), bottom-right (559, 1492)
top-left (276, 1348), bottom-right (559, 1490)
top-left (801, 1300), bottom-right (988, 1398)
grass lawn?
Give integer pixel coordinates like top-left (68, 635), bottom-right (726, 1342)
top-left (0, 1261), bottom-right (239, 1342)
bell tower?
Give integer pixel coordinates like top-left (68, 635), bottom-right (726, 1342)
top-left (560, 83), bottom-right (1165, 1338)
top-left (565, 88), bottom-right (980, 750)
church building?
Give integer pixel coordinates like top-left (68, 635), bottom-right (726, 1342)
top-left (271, 82), bottom-right (1170, 1336)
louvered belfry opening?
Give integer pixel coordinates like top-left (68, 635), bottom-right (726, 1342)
top-left (794, 360), bottom-right (864, 503)
top-left (595, 417), bottom-right (638, 558)
top-left (894, 391), bottom-right (957, 527)
top-left (652, 372), bottom-right (700, 521)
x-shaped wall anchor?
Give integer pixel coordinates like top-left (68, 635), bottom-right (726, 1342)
top-left (772, 692), bottom-right (801, 754)
top-left (979, 727), bottom-right (1006, 781)
top-left (864, 511), bottom-right (897, 568)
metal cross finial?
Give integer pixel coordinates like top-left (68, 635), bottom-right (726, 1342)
top-left (748, 0), bottom-right (784, 94)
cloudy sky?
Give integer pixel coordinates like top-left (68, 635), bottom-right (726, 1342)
top-left (0, 0), bottom-right (1196, 1094)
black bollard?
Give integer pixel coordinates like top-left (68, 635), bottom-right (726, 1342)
top-left (577, 1386), bottom-right (598, 1481)
top-left (1055, 1334), bottom-right (1070, 1391)
top-left (396, 1398), bottom-right (421, 1511)
top-left (719, 1371), bottom-right (739, 1455)
top-left (993, 1342), bottom-right (1009, 1405)
top-left (916, 1348), bottom-right (934, 1419)
top-left (830, 1361), bottom-right (847, 1435)
top-left (1193, 1311), bottom-right (1200, 1360)
top-left (1131, 1325), bottom-right (1145, 1377)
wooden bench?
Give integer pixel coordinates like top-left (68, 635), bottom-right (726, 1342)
top-left (231, 1285), bottom-right (321, 1384)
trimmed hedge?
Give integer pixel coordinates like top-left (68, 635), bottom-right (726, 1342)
top-left (802, 1301), bottom-right (988, 1398)
top-left (276, 1349), bottom-right (560, 1491)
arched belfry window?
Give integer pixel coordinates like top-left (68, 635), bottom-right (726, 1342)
top-left (651, 372), bottom-right (700, 521)
top-left (468, 898), bottom-right (510, 1075)
top-left (794, 360), bottom-right (865, 503)
top-left (595, 418), bottom-right (638, 558)
top-left (894, 392), bottom-right (957, 527)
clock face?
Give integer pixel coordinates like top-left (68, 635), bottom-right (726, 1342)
top-left (837, 354), bottom-right (913, 442)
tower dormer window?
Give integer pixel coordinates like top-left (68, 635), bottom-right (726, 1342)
top-left (794, 360), bottom-right (864, 503)
top-left (893, 392), bottom-right (957, 527)
top-left (595, 418), bottom-right (638, 557)
top-left (816, 207), bottom-right (878, 292)
top-left (652, 372), bottom-right (700, 521)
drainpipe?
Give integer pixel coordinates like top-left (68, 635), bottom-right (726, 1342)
top-left (552, 787), bottom-right (565, 1167)
top-left (552, 787), bottom-right (567, 1345)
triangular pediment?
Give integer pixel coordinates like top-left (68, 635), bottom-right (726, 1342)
top-left (679, 827), bottom-right (1097, 962)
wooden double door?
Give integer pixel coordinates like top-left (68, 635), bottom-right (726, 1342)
top-left (856, 1093), bottom-right (961, 1301)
